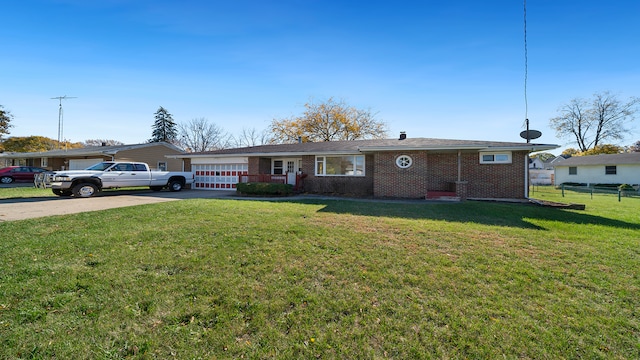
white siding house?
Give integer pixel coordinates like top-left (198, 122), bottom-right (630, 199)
top-left (553, 153), bottom-right (640, 186)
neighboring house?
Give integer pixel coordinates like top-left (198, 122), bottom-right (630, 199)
top-left (529, 156), bottom-right (556, 185)
top-left (169, 134), bottom-right (558, 200)
top-left (0, 142), bottom-right (187, 171)
top-left (529, 156), bottom-right (555, 170)
top-left (553, 152), bottom-right (640, 186)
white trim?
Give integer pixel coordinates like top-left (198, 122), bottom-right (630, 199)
top-left (480, 152), bottom-right (512, 164)
top-left (395, 155), bottom-right (413, 169)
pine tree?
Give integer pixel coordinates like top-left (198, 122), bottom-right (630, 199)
top-left (150, 106), bottom-right (178, 143)
top-left (0, 105), bottom-right (14, 142)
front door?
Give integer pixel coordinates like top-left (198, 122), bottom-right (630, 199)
top-left (273, 159), bottom-right (299, 185)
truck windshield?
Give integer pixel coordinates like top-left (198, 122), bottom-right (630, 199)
top-left (85, 162), bottom-right (114, 171)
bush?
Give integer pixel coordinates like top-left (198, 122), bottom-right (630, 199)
top-left (236, 182), bottom-right (293, 196)
top-left (618, 184), bottom-right (634, 191)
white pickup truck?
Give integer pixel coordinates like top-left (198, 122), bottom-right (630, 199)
top-left (35, 161), bottom-right (195, 198)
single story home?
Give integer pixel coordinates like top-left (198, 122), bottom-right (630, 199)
top-left (0, 142), bottom-right (187, 171)
top-left (169, 134), bottom-right (558, 200)
top-left (553, 152), bottom-right (640, 186)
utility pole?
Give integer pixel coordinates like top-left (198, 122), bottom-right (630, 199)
top-left (51, 95), bottom-right (77, 148)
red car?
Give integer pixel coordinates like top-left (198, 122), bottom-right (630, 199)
top-left (0, 166), bottom-right (49, 184)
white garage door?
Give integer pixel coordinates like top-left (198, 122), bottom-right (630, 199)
top-left (193, 164), bottom-right (248, 190)
top-left (69, 158), bottom-right (104, 170)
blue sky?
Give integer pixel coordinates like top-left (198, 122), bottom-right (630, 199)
top-left (2, 0), bottom-right (639, 154)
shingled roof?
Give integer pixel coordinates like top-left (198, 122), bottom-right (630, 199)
top-left (177, 137), bottom-right (558, 158)
top-left (552, 152), bottom-right (640, 166)
top-left (0, 142), bottom-right (182, 159)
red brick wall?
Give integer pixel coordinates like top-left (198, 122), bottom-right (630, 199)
top-left (463, 151), bottom-right (527, 199)
top-left (373, 150), bottom-right (527, 199)
top-left (374, 151), bottom-right (432, 198)
top-left (246, 151), bottom-right (527, 199)
top-left (247, 157), bottom-right (271, 174)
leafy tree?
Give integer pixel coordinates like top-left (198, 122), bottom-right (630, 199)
top-left (561, 148), bottom-right (580, 157)
top-left (550, 91), bottom-right (639, 152)
top-left (0, 105), bottom-right (14, 144)
top-left (150, 107), bottom-right (178, 143)
top-left (83, 139), bottom-right (125, 147)
top-left (270, 97), bottom-right (388, 143)
top-left (530, 152), bottom-right (555, 161)
top-left (2, 136), bottom-right (83, 152)
top-left (177, 117), bottom-right (231, 152)
top-left (578, 144), bottom-right (625, 156)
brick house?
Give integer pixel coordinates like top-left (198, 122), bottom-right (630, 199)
top-left (170, 135), bottom-right (558, 200)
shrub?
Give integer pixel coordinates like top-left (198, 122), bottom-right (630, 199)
top-left (619, 184), bottom-right (636, 192)
top-left (236, 182), bottom-right (293, 196)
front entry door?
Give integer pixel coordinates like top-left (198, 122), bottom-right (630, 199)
top-left (273, 159), bottom-right (299, 185)
top-left (286, 160), bottom-right (296, 185)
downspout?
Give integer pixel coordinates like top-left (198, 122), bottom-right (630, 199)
top-left (457, 150), bottom-right (461, 182)
top-left (524, 153), bottom-right (529, 198)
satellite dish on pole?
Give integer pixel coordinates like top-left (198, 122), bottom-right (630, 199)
top-left (520, 129), bottom-right (542, 141)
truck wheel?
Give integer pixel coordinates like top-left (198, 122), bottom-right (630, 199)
top-left (73, 183), bottom-right (99, 198)
top-left (168, 180), bottom-right (183, 192)
top-left (52, 189), bottom-right (72, 197)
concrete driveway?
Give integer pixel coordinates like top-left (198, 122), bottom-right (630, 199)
top-left (0, 189), bottom-right (235, 222)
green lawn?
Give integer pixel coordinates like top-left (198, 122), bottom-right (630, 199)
top-left (0, 187), bottom-right (638, 359)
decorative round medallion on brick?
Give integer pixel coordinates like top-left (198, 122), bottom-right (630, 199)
top-left (396, 155), bottom-right (412, 169)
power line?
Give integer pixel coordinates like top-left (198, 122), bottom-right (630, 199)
top-left (51, 95), bottom-right (77, 148)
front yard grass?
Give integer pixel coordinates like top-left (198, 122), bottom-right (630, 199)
top-left (0, 187), bottom-right (638, 358)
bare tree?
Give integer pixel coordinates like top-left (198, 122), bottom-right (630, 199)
top-left (550, 92), bottom-right (639, 152)
top-left (178, 117), bottom-right (231, 152)
top-left (233, 127), bottom-right (273, 148)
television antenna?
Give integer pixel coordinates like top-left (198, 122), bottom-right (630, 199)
top-left (51, 95), bottom-right (77, 148)
top-left (519, 0), bottom-right (541, 143)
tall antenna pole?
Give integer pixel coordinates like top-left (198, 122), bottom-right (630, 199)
top-left (523, 0), bottom-right (529, 142)
top-left (51, 95), bottom-right (77, 148)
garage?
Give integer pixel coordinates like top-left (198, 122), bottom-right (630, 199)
top-left (193, 163), bottom-right (248, 190)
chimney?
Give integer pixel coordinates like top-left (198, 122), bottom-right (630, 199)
top-left (298, 136), bottom-right (303, 144)
top-left (399, 131), bottom-right (407, 140)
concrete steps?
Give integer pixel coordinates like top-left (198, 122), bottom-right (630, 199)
top-left (426, 191), bottom-right (460, 202)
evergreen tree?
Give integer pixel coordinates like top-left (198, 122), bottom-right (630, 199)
top-left (1, 105), bottom-right (14, 142)
top-left (150, 106), bottom-right (178, 143)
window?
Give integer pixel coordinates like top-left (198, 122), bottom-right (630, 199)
top-left (157, 162), bottom-right (167, 171)
top-left (569, 167), bottom-right (577, 175)
top-left (396, 155), bottom-right (413, 169)
top-left (605, 166), bottom-right (617, 175)
top-left (133, 164), bottom-right (148, 171)
top-left (479, 152), bottom-right (512, 164)
top-left (315, 155), bottom-right (365, 176)
top-left (273, 160), bottom-right (284, 174)
top-left (41, 157), bottom-right (48, 167)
